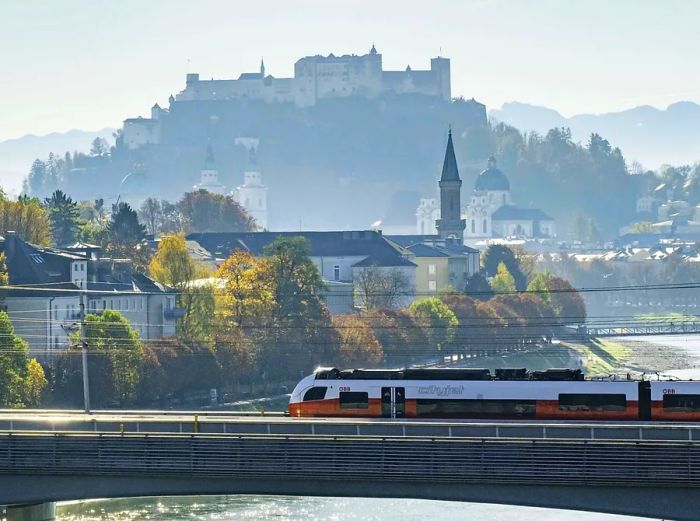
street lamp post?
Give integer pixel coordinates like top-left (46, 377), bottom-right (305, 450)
top-left (80, 293), bottom-right (90, 413)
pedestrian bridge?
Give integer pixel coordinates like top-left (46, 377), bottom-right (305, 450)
top-left (3, 412), bottom-right (700, 521)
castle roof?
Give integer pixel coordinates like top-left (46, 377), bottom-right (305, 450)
top-left (475, 156), bottom-right (510, 191)
top-left (440, 129), bottom-right (460, 182)
top-left (238, 72), bottom-right (263, 80)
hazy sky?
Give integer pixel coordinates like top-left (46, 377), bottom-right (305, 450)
top-left (1, 0), bottom-right (699, 141)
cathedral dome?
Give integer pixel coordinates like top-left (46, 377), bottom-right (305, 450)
top-left (475, 156), bottom-right (510, 191)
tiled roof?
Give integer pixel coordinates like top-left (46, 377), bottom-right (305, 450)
top-left (386, 235), bottom-right (480, 254)
top-left (406, 243), bottom-right (450, 257)
top-left (186, 231), bottom-right (416, 268)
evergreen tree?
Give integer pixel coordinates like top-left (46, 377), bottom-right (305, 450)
top-left (107, 202), bottom-right (146, 247)
top-left (44, 189), bottom-right (80, 246)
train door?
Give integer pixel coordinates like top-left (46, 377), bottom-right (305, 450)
top-left (381, 387), bottom-right (406, 418)
top-left (638, 381), bottom-right (651, 421)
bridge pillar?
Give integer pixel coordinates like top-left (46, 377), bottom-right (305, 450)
top-left (5, 502), bottom-right (56, 521)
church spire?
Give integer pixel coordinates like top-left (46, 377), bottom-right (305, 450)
top-left (246, 145), bottom-right (258, 170)
top-left (260, 58), bottom-right (265, 76)
top-left (440, 128), bottom-right (460, 182)
top-left (436, 128), bottom-right (465, 241)
top-left (204, 143), bottom-right (215, 169)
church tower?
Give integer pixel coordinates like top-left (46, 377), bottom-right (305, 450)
top-left (233, 146), bottom-right (268, 229)
top-left (193, 144), bottom-right (225, 194)
top-left (435, 129), bottom-right (465, 241)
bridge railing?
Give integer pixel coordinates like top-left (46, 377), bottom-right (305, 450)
top-left (2, 431), bottom-right (700, 488)
top-left (2, 413), bottom-right (700, 442)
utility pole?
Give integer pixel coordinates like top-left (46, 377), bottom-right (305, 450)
top-left (80, 292), bottom-right (90, 413)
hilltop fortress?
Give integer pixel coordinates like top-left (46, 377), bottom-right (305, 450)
top-left (122, 46), bottom-right (458, 150)
top-left (178, 45), bottom-right (451, 107)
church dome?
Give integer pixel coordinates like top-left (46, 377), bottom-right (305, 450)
top-left (475, 156), bottom-right (510, 191)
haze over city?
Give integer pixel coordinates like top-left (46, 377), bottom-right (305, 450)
top-left (1, 0), bottom-right (700, 140)
top-left (3, 2), bottom-right (700, 520)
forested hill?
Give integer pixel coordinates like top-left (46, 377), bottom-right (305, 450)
top-left (491, 101), bottom-right (700, 169)
top-left (22, 95), bottom-right (488, 231)
top-left (20, 94), bottom-right (644, 237)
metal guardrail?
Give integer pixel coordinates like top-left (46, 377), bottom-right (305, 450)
top-left (1, 432), bottom-right (700, 488)
top-left (2, 414), bottom-right (700, 441)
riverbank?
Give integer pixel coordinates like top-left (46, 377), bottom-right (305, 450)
top-left (455, 335), bottom-right (697, 378)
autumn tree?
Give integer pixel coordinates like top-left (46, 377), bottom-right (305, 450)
top-left (0, 311), bottom-right (47, 407)
top-left (547, 275), bottom-right (587, 325)
top-left (0, 197), bottom-right (51, 245)
top-left (330, 315), bottom-right (382, 367)
top-left (361, 309), bottom-right (428, 365)
top-left (150, 233), bottom-right (214, 340)
top-left (177, 190), bottom-right (256, 233)
top-left (409, 297), bottom-right (458, 355)
top-left (216, 250), bottom-right (275, 327)
top-left (83, 310), bottom-right (145, 406)
top-left (491, 262), bottom-right (516, 294)
top-left (482, 244), bottom-right (527, 290)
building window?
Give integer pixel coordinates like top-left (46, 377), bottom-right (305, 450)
top-left (428, 280), bottom-right (437, 292)
top-left (333, 265), bottom-right (340, 281)
top-left (503, 193), bottom-right (507, 204)
top-left (428, 264), bottom-right (436, 275)
top-left (483, 220), bottom-right (488, 234)
top-left (471, 220), bottom-right (475, 234)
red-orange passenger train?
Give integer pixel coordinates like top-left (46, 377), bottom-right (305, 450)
top-left (289, 367), bottom-right (700, 421)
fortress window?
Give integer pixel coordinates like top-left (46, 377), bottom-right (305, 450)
top-left (303, 387), bottom-right (327, 402)
top-left (558, 393), bottom-right (627, 411)
top-left (663, 394), bottom-right (700, 412)
top-left (339, 391), bottom-right (369, 409)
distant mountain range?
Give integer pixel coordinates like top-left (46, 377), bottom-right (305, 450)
top-left (0, 128), bottom-right (115, 195)
top-left (489, 101), bottom-right (700, 169)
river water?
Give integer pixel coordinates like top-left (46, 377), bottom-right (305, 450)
top-left (56, 335), bottom-right (700, 521)
top-left (57, 496), bottom-right (643, 520)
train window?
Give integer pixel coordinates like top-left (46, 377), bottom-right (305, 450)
top-left (339, 391), bottom-right (369, 409)
top-left (303, 387), bottom-right (327, 401)
top-left (663, 394), bottom-right (700, 412)
top-left (558, 394), bottom-right (627, 411)
top-left (415, 399), bottom-right (536, 418)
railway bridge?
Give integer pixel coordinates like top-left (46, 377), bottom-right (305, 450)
top-left (3, 411), bottom-right (700, 520)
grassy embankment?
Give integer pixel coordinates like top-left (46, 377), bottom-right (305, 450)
top-left (566, 339), bottom-right (631, 377)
